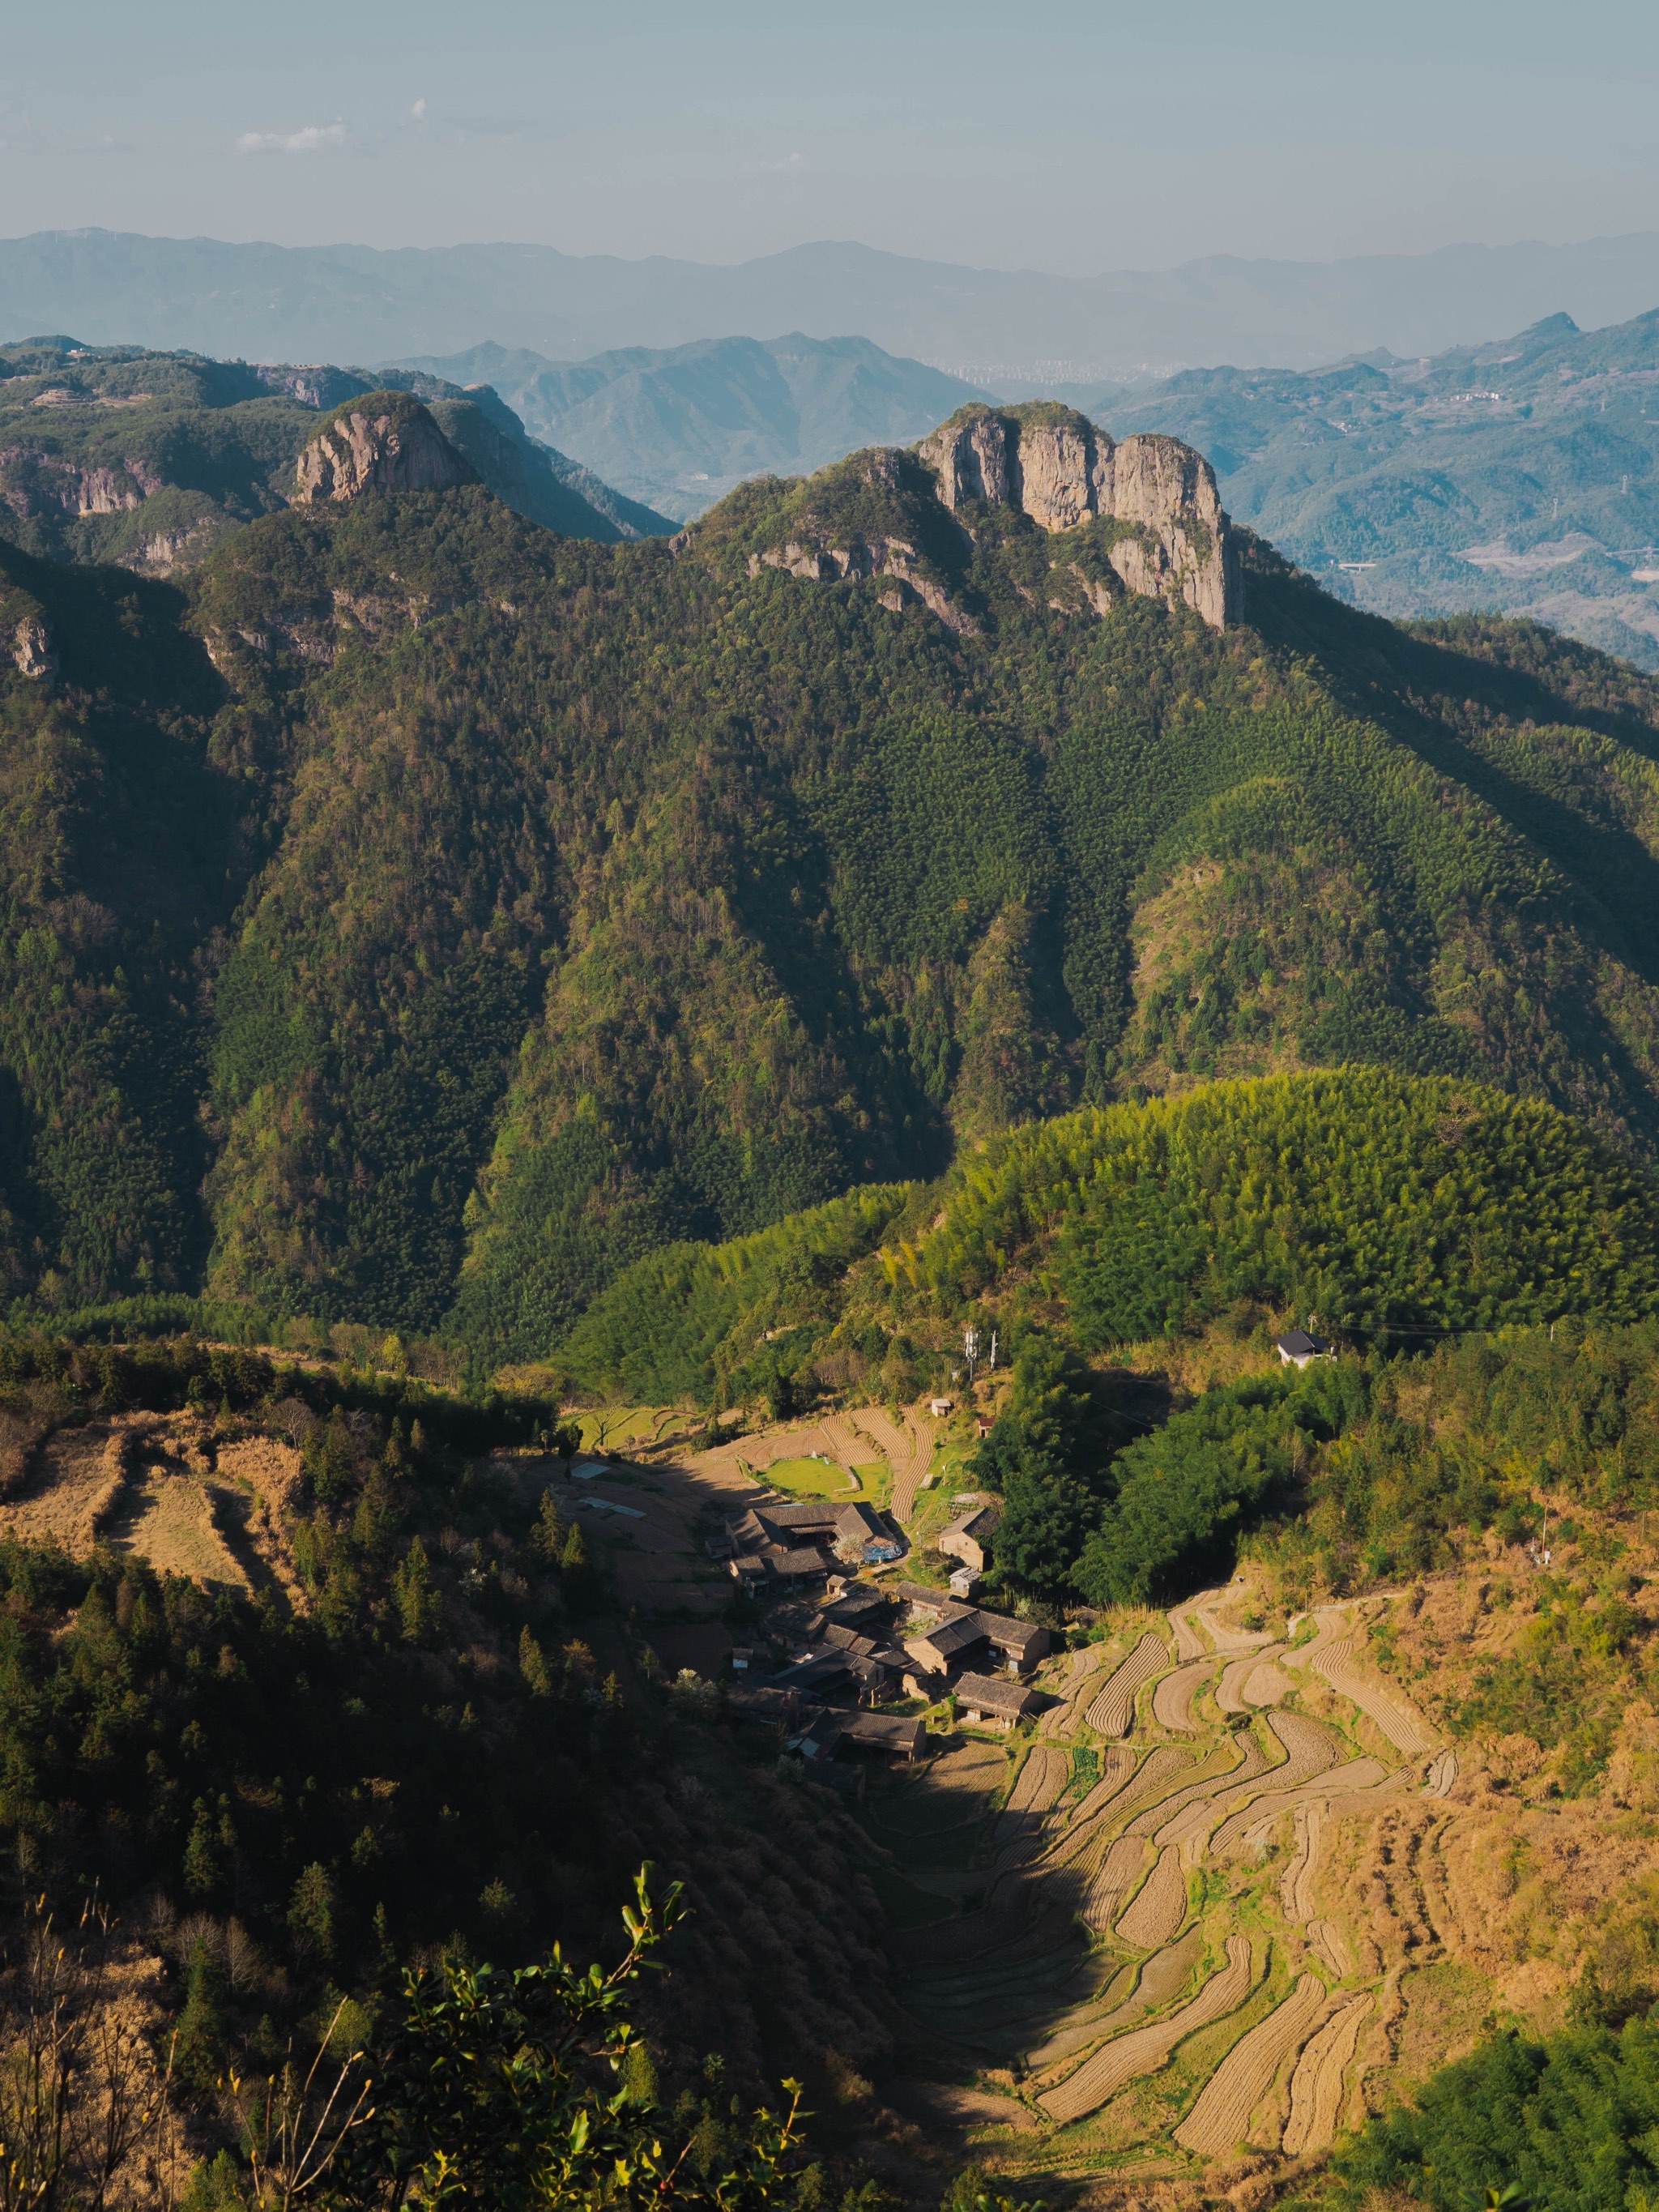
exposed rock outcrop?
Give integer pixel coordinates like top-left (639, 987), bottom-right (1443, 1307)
top-left (294, 393), bottom-right (476, 504)
top-left (919, 404), bottom-right (1242, 627)
top-left (11, 612), bottom-right (56, 681)
top-left (0, 447), bottom-right (161, 519)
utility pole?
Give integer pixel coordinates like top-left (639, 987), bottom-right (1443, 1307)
top-left (963, 1326), bottom-right (979, 1385)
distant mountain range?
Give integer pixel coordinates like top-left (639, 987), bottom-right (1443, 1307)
top-left (9, 228), bottom-right (1659, 378)
top-left (1078, 306), bottom-right (1659, 669)
top-left (393, 335), bottom-right (987, 519)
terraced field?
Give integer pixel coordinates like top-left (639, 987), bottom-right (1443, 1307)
top-left (863, 1590), bottom-right (1455, 2180)
top-left (0, 1414), bottom-right (297, 1598)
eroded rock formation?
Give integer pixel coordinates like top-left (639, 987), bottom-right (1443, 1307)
top-left (294, 395), bottom-right (476, 504)
top-left (11, 611), bottom-right (56, 681)
top-left (919, 404), bottom-right (1241, 627)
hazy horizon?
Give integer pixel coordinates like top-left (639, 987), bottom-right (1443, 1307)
top-left (6, 0), bottom-right (1659, 275)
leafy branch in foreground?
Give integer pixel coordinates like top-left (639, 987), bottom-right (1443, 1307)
top-left (247, 1867), bottom-right (805, 2210)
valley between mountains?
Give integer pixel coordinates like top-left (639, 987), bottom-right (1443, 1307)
top-left (11, 378), bottom-right (1659, 2207)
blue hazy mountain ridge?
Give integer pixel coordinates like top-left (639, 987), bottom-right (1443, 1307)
top-left (11, 228), bottom-right (1659, 378)
top-left (390, 333), bottom-right (988, 518)
top-left (1067, 306), bottom-right (1659, 671)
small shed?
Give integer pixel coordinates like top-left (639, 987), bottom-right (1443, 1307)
top-left (1276, 1329), bottom-right (1333, 1369)
top-left (929, 1396), bottom-right (953, 1417)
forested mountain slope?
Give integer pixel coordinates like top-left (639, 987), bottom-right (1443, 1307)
top-left (9, 395), bottom-right (1659, 1359)
top-left (0, 335), bottom-right (669, 576)
top-left (558, 1069), bottom-right (1659, 1407)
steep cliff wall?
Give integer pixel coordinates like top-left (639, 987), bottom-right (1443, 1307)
top-left (919, 403), bottom-right (1240, 626)
top-left (294, 392), bottom-right (476, 503)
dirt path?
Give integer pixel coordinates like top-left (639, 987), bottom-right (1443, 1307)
top-left (1174, 1971), bottom-right (1328, 2155)
top-left (1040, 1935), bottom-right (1256, 2124)
top-left (1282, 1993), bottom-right (1371, 2155)
top-left (1085, 1631), bottom-right (1170, 1736)
top-left (1115, 1843), bottom-right (1188, 1948)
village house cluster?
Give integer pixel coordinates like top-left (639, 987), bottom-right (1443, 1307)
top-left (716, 1505), bottom-right (1052, 1786)
top-left (714, 1495), bottom-right (902, 1588)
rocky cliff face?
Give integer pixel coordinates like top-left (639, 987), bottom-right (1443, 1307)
top-left (918, 404), bottom-right (1240, 627)
top-left (294, 395), bottom-right (476, 503)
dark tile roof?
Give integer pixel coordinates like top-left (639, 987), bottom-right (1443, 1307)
top-left (1277, 1329), bottom-right (1332, 1356)
top-left (838, 1710), bottom-right (926, 1754)
top-left (909, 1613), bottom-right (989, 1661)
top-left (953, 1670), bottom-right (1043, 1718)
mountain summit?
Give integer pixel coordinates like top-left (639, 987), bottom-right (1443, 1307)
top-left (294, 391), bottom-right (476, 502)
top-left (723, 402), bottom-right (1239, 633)
top-left (919, 404), bottom-right (1240, 626)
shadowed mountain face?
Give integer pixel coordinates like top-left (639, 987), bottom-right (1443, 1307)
top-left (392, 332), bottom-right (990, 519)
top-left (5, 404), bottom-right (1659, 1360)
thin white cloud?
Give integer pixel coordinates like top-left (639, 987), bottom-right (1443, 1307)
top-left (411, 98), bottom-right (427, 122)
top-left (235, 120), bottom-right (350, 156)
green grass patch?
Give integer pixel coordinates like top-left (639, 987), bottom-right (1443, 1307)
top-left (760, 1453), bottom-right (850, 1496)
top-left (853, 1458), bottom-right (892, 1507)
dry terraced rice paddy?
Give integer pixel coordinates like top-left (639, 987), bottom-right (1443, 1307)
top-left (1085, 1632), bottom-right (1171, 1736)
top-left (864, 1583), bottom-right (1452, 2179)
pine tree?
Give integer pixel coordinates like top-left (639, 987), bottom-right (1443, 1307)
top-left (288, 1863), bottom-right (336, 1962)
top-left (173, 1937), bottom-right (227, 2090)
top-left (528, 1488), bottom-right (565, 1563)
top-left (518, 1625), bottom-right (553, 1697)
top-left (392, 1536), bottom-right (441, 1643)
top-left (182, 1797), bottom-right (219, 1898)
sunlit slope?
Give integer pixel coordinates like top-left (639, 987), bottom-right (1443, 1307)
top-left (557, 1070), bottom-right (1659, 1400)
top-left (8, 430), bottom-right (1659, 1347)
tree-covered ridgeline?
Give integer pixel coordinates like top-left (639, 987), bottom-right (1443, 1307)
top-left (563, 1070), bottom-right (1659, 1400)
top-left (10, 438), bottom-right (1659, 1350)
top-left (0, 336), bottom-right (669, 575)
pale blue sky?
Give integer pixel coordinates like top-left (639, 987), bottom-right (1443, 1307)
top-left (3, 0), bottom-right (1657, 271)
